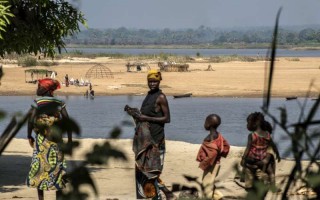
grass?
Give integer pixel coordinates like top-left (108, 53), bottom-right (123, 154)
top-left (56, 51), bottom-right (270, 64)
top-left (285, 57), bottom-right (300, 61)
top-left (207, 55), bottom-right (267, 63)
top-left (17, 56), bottom-right (37, 67)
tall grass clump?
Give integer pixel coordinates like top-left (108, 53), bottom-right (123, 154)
top-left (97, 52), bottom-right (128, 59)
top-left (285, 57), bottom-right (300, 61)
top-left (159, 52), bottom-right (169, 60)
top-left (208, 55), bottom-right (267, 63)
top-left (71, 49), bottom-right (83, 55)
top-left (2, 53), bottom-right (19, 60)
top-left (17, 56), bottom-right (37, 67)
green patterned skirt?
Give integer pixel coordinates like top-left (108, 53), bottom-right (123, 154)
top-left (26, 134), bottom-right (67, 190)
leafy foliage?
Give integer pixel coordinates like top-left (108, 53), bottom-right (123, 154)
top-left (63, 166), bottom-right (97, 200)
top-left (0, 0), bottom-right (14, 39)
top-left (60, 128), bottom-right (127, 199)
top-left (168, 7), bottom-right (320, 200)
top-left (0, 111), bottom-right (127, 199)
top-left (259, 7), bottom-right (320, 200)
top-left (0, 0), bottom-right (86, 58)
top-left (0, 112), bottom-right (30, 155)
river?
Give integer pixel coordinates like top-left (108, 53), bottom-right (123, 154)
top-left (1, 96), bottom-right (319, 158)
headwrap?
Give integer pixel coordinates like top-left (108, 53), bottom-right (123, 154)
top-left (38, 78), bottom-right (61, 93)
top-left (147, 70), bottom-right (162, 81)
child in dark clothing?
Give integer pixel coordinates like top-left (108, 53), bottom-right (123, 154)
top-left (196, 114), bottom-right (230, 200)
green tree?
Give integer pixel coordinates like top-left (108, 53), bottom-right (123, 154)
top-left (298, 28), bottom-right (316, 41)
top-left (0, 0), bottom-right (86, 57)
top-left (0, 0), bottom-right (14, 39)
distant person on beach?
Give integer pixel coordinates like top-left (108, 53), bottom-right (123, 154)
top-left (89, 89), bottom-right (94, 99)
top-left (84, 90), bottom-right (89, 98)
top-left (65, 74), bottom-right (69, 87)
top-left (88, 83), bottom-right (94, 99)
top-left (241, 112), bottom-right (280, 189)
top-left (26, 78), bottom-right (72, 200)
top-left (89, 83), bottom-right (92, 91)
top-left (124, 69), bottom-right (175, 199)
top-left (196, 114), bottom-right (230, 200)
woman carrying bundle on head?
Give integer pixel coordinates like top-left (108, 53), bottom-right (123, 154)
top-left (26, 78), bottom-right (73, 200)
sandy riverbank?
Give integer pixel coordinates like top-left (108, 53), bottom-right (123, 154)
top-left (0, 138), bottom-right (314, 200)
top-left (0, 56), bottom-right (318, 199)
top-left (0, 57), bottom-right (319, 97)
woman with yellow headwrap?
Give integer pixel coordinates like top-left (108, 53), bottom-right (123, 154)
top-left (147, 69), bottom-right (162, 81)
top-left (125, 70), bottom-right (176, 199)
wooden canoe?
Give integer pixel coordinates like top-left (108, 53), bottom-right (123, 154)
top-left (286, 96), bottom-right (298, 100)
top-left (173, 93), bottom-right (192, 99)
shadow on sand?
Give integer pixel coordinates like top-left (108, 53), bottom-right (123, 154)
top-left (0, 154), bottom-right (31, 193)
top-left (0, 154), bottom-right (109, 194)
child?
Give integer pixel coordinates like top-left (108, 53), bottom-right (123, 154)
top-left (196, 114), bottom-right (230, 200)
top-left (241, 112), bottom-right (280, 189)
top-left (261, 120), bottom-right (280, 185)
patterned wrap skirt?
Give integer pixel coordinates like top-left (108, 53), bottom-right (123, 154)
top-left (26, 133), bottom-right (67, 190)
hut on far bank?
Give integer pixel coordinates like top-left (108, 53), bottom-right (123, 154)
top-left (158, 61), bottom-right (189, 72)
top-left (85, 63), bottom-right (113, 79)
top-left (24, 69), bottom-right (57, 83)
top-left (126, 62), bottom-right (150, 72)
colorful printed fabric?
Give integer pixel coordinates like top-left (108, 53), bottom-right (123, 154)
top-left (26, 96), bottom-right (67, 191)
top-left (26, 134), bottom-right (67, 190)
top-left (248, 132), bottom-right (271, 161)
top-left (135, 141), bottom-right (165, 200)
top-left (133, 121), bottom-right (162, 179)
top-left (32, 97), bottom-right (65, 113)
top-left (133, 121), bottom-right (165, 199)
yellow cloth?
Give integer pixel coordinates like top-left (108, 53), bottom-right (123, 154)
top-left (147, 70), bottom-right (162, 81)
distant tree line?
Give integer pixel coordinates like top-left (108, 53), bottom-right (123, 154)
top-left (64, 26), bottom-right (320, 46)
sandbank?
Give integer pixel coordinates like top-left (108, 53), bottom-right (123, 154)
top-left (0, 57), bottom-right (319, 97)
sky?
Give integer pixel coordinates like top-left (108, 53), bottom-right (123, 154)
top-left (74, 0), bottom-right (320, 30)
